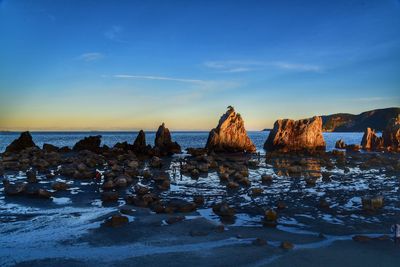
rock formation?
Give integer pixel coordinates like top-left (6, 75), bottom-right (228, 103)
top-left (361, 128), bottom-right (383, 150)
top-left (5, 131), bottom-right (37, 153)
top-left (264, 116), bottom-right (326, 153)
top-left (383, 116), bottom-right (400, 151)
top-left (132, 130), bottom-right (151, 154)
top-left (154, 123), bottom-right (181, 155)
top-left (72, 135), bottom-right (102, 153)
top-left (335, 139), bottom-right (346, 149)
top-left (205, 107), bottom-right (256, 153)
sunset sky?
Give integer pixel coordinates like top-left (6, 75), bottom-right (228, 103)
top-left (0, 0), bottom-right (399, 131)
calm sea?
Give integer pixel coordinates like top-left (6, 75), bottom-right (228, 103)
top-left (0, 131), bottom-right (364, 153)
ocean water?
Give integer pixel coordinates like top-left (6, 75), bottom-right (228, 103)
top-left (0, 131), bottom-right (364, 153)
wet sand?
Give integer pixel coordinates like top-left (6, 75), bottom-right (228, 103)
top-left (1, 151), bottom-right (400, 266)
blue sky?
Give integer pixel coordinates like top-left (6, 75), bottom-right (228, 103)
top-left (0, 0), bottom-right (399, 130)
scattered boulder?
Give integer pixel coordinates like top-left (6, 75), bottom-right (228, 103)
top-left (155, 123), bottom-right (181, 155)
top-left (362, 196), bottom-right (384, 211)
top-left (101, 191), bottom-right (119, 202)
top-left (383, 116), bottom-right (400, 151)
top-left (51, 181), bottom-right (69, 191)
top-left (264, 116), bottom-right (326, 153)
top-left (26, 170), bottom-right (37, 183)
top-left (280, 241), bottom-right (294, 250)
top-left (361, 128), bottom-right (383, 150)
top-left (263, 209), bottom-right (278, 227)
top-left (104, 214), bottom-right (129, 227)
top-left (212, 202), bottom-right (235, 218)
top-left (37, 189), bottom-right (52, 199)
top-left (335, 139), bottom-right (346, 149)
top-left (150, 156), bottom-right (162, 168)
top-left (42, 143), bottom-right (59, 153)
top-left (206, 106), bottom-right (256, 153)
top-left (72, 135), bottom-right (102, 153)
top-left (166, 216), bottom-right (185, 225)
top-left (3, 180), bottom-right (26, 196)
top-left (5, 131), bottom-right (37, 153)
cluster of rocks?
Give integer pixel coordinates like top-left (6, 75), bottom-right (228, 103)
top-left (334, 115), bottom-right (400, 152)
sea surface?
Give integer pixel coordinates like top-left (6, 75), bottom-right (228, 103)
top-left (0, 131), bottom-right (365, 153)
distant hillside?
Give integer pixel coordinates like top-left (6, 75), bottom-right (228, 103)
top-left (321, 107), bottom-right (400, 132)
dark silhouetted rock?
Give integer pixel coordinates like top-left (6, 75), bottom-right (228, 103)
top-left (206, 107), bottom-right (256, 153)
top-left (5, 131), bottom-right (37, 153)
top-left (73, 135), bottom-right (102, 153)
top-left (154, 123), bottom-right (181, 155)
top-left (383, 116), bottom-right (400, 151)
top-left (264, 116), bottom-right (326, 153)
top-left (42, 143), bottom-right (59, 152)
top-left (361, 128), bottom-right (383, 150)
top-left (133, 130), bottom-right (151, 154)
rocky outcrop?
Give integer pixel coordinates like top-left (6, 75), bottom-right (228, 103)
top-left (361, 128), bottom-right (383, 150)
top-left (383, 116), bottom-right (400, 151)
top-left (5, 131), bottom-right (37, 153)
top-left (154, 123), bottom-right (181, 155)
top-left (72, 135), bottom-right (102, 153)
top-left (205, 107), bottom-right (256, 153)
top-left (264, 116), bottom-right (326, 153)
top-left (335, 139), bottom-right (346, 149)
top-left (133, 130), bottom-right (150, 154)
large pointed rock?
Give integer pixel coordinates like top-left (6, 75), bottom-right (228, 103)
top-left (206, 107), bottom-right (256, 153)
top-left (154, 123), bottom-right (181, 155)
top-left (264, 116), bottom-right (326, 153)
top-left (383, 116), bottom-right (400, 151)
top-left (361, 128), bottom-right (383, 150)
top-left (5, 131), bottom-right (37, 153)
top-left (133, 130), bottom-right (151, 154)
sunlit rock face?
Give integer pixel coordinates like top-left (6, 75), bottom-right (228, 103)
top-left (5, 131), bottom-right (37, 153)
top-left (206, 107), bottom-right (256, 153)
top-left (154, 123), bottom-right (181, 155)
top-left (264, 116), bottom-right (326, 153)
top-left (361, 128), bottom-right (383, 150)
top-left (383, 116), bottom-right (400, 151)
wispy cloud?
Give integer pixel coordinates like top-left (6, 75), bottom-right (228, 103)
top-left (113, 74), bottom-right (206, 84)
top-left (104, 25), bottom-right (126, 43)
top-left (78, 52), bottom-right (104, 62)
top-left (204, 60), bottom-right (322, 73)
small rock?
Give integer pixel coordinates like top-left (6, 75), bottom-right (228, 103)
top-left (251, 188), bottom-right (263, 196)
top-left (26, 170), bottom-right (37, 183)
top-left (261, 174), bottom-right (273, 183)
top-left (166, 216), bottom-right (185, 225)
top-left (101, 191), bottom-right (119, 202)
top-left (51, 182), bottom-right (69, 191)
top-left (37, 189), bottom-right (52, 199)
top-left (104, 214), bottom-right (129, 227)
top-left (212, 202), bottom-right (235, 217)
top-left (263, 209), bottom-right (277, 227)
top-left (280, 241), bottom-right (294, 250)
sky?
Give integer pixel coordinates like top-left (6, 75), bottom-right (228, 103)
top-left (0, 0), bottom-right (399, 131)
